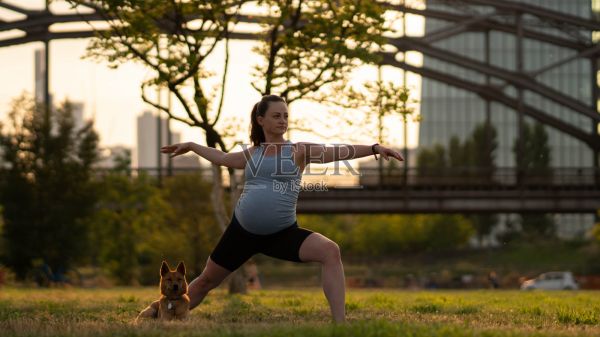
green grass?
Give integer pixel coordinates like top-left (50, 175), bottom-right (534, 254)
top-left (0, 287), bottom-right (599, 337)
top-left (253, 241), bottom-right (600, 288)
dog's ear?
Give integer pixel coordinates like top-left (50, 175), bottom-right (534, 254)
top-left (176, 261), bottom-right (186, 276)
top-left (160, 260), bottom-right (170, 277)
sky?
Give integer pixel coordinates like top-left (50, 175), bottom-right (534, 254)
top-left (0, 0), bottom-right (425, 155)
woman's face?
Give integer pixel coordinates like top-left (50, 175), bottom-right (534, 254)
top-left (257, 101), bottom-right (288, 136)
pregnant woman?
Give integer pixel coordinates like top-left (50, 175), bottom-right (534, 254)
top-left (160, 94), bottom-right (403, 323)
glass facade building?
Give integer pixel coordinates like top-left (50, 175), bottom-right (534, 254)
top-left (418, 0), bottom-right (597, 238)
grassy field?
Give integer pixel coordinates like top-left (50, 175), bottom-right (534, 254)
top-left (0, 287), bottom-right (599, 337)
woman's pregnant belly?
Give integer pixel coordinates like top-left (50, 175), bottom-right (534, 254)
top-left (234, 178), bottom-right (300, 235)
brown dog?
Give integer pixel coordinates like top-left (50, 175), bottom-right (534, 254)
top-left (136, 261), bottom-right (190, 322)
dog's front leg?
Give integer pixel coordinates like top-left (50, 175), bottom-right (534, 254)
top-left (177, 302), bottom-right (190, 320)
top-left (135, 300), bottom-right (159, 322)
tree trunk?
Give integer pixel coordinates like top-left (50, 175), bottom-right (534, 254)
top-left (209, 163), bottom-right (248, 294)
top-left (210, 163), bottom-right (228, 232)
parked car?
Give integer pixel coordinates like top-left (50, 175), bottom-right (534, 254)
top-left (520, 271), bottom-right (579, 290)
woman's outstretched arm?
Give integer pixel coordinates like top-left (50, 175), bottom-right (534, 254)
top-left (298, 142), bottom-right (404, 165)
top-left (160, 142), bottom-right (253, 169)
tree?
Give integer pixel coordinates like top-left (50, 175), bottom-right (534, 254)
top-left (68, 0), bottom-right (389, 292)
top-left (346, 214), bottom-right (473, 256)
top-left (462, 123), bottom-right (498, 246)
top-left (161, 173), bottom-right (221, 278)
top-left (416, 143), bottom-right (447, 184)
top-left (86, 172), bottom-right (173, 285)
top-left (67, 0), bottom-right (257, 291)
top-left (417, 122), bottom-right (499, 245)
top-left (84, 172), bottom-right (222, 285)
top-left (514, 122), bottom-right (552, 174)
top-left (513, 121), bottom-right (554, 239)
top-left (469, 122), bottom-right (497, 177)
top-left (110, 148), bottom-right (132, 175)
top-left (252, 0), bottom-right (386, 101)
top-left (66, 0), bottom-right (245, 230)
top-left (355, 70), bottom-right (420, 184)
top-left (249, 0), bottom-right (388, 140)
top-left (0, 94), bottom-right (99, 279)
top-left (592, 210), bottom-right (600, 243)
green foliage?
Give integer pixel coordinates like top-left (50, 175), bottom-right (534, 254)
top-left (418, 122), bottom-right (497, 175)
top-left (68, 0), bottom-right (239, 75)
top-left (519, 214), bottom-right (555, 239)
top-left (252, 0), bottom-right (387, 103)
top-left (469, 122), bottom-right (497, 170)
top-left (514, 121), bottom-right (552, 172)
top-left (513, 121), bottom-right (554, 239)
top-left (159, 173), bottom-right (221, 279)
top-left (111, 148), bottom-right (132, 174)
top-left (66, 0), bottom-right (245, 151)
top-left (86, 172), bottom-right (221, 285)
top-left (592, 214), bottom-right (600, 243)
top-left (416, 143), bottom-right (446, 178)
top-left (0, 95), bottom-right (100, 279)
top-left (66, 0), bottom-right (253, 292)
top-left (416, 122), bottom-right (499, 245)
top-left (299, 214), bottom-right (474, 257)
top-left (0, 97), bottom-right (223, 284)
top-left (85, 173), bottom-right (171, 285)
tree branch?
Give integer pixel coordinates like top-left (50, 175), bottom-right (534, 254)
top-left (210, 29), bottom-right (231, 128)
top-left (167, 83), bottom-right (203, 126)
top-left (140, 83), bottom-right (195, 127)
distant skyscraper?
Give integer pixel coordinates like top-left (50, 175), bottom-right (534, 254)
top-left (34, 49), bottom-right (48, 106)
top-left (136, 110), bottom-right (201, 172)
top-left (35, 48), bottom-right (85, 132)
top-left (70, 101), bottom-right (85, 131)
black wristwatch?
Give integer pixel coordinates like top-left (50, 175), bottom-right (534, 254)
top-left (371, 143), bottom-right (379, 160)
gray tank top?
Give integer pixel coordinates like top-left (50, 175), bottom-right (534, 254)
top-left (234, 140), bottom-right (303, 235)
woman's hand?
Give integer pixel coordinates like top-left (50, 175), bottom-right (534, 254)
top-left (161, 142), bottom-right (191, 158)
top-left (374, 144), bottom-right (404, 161)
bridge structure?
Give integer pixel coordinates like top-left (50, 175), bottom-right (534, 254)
top-left (1, 0), bottom-right (599, 214)
top-left (296, 167), bottom-right (600, 214)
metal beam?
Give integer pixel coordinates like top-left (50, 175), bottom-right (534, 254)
top-left (529, 44), bottom-right (600, 78)
top-left (390, 37), bottom-right (600, 123)
top-left (421, 11), bottom-right (497, 44)
top-left (451, 0), bottom-right (600, 31)
top-left (1, 3), bottom-right (592, 52)
top-left (0, 2), bottom-right (34, 15)
top-left (516, 12), bottom-right (525, 183)
top-left (383, 3), bottom-right (590, 51)
top-left (0, 0), bottom-right (596, 153)
top-left (0, 13), bottom-right (106, 32)
top-left (380, 53), bottom-right (600, 150)
top-left (0, 30), bottom-right (98, 47)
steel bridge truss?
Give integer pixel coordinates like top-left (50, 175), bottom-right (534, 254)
top-left (1, 0), bottom-right (599, 155)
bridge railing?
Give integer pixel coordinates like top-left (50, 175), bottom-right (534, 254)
top-left (91, 166), bottom-right (600, 189)
top-left (356, 167), bottom-right (599, 188)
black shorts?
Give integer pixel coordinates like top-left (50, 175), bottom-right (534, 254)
top-left (209, 212), bottom-right (314, 272)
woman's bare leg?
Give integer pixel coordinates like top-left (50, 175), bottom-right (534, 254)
top-left (187, 257), bottom-right (232, 310)
top-left (298, 232), bottom-right (346, 323)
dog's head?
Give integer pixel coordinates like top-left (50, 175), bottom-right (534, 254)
top-left (159, 261), bottom-right (188, 298)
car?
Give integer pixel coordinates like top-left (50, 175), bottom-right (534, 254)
top-left (520, 271), bottom-right (579, 290)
